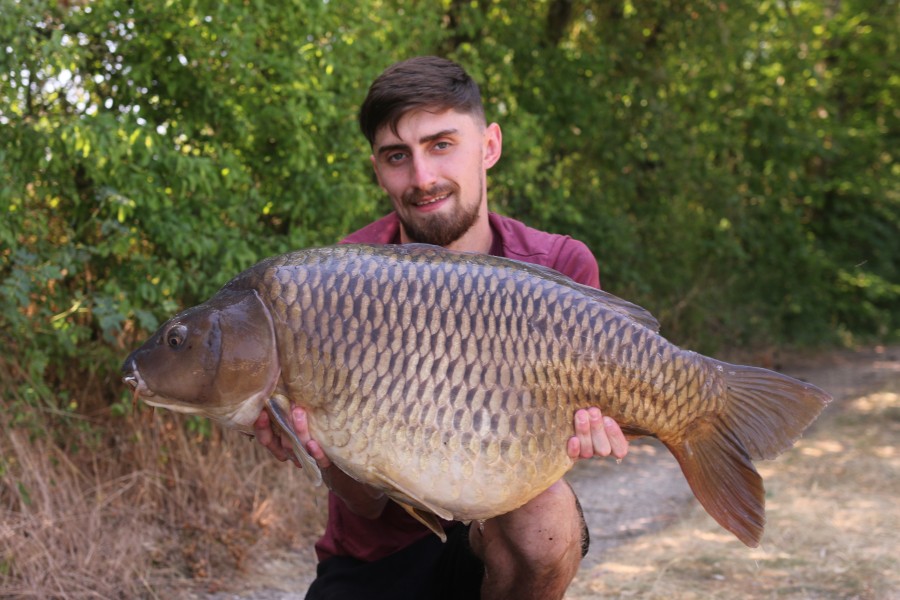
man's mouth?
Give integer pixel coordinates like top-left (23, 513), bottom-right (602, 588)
top-left (413, 192), bottom-right (451, 207)
top-left (405, 184), bottom-right (457, 209)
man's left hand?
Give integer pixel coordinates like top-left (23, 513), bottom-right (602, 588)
top-left (567, 407), bottom-right (628, 460)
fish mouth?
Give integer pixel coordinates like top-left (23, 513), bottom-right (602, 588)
top-left (121, 360), bottom-right (237, 419)
top-left (122, 373), bottom-right (139, 391)
top-left (122, 361), bottom-right (155, 399)
top-left (121, 369), bottom-right (204, 415)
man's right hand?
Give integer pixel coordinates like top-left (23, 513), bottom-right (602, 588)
top-left (253, 406), bottom-right (332, 469)
top-left (253, 405), bottom-right (388, 519)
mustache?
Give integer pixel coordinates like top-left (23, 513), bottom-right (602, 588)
top-left (402, 183), bottom-right (458, 205)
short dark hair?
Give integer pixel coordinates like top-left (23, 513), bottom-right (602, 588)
top-left (358, 56), bottom-right (485, 147)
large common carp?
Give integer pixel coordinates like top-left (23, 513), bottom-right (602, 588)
top-left (122, 244), bottom-right (830, 547)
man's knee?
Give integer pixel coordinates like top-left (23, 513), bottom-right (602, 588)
top-left (521, 480), bottom-right (587, 566)
top-left (472, 480), bottom-right (586, 586)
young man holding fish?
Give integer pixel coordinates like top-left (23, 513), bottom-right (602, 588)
top-left (255, 56), bottom-right (630, 599)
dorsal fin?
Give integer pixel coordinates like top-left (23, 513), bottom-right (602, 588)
top-left (395, 243), bottom-right (661, 332)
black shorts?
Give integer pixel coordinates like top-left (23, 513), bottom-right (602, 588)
top-left (304, 524), bottom-right (485, 600)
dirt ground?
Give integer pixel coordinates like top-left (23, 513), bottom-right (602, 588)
top-left (204, 345), bottom-right (900, 600)
top-left (566, 344), bottom-right (900, 599)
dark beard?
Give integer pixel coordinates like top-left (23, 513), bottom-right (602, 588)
top-left (399, 185), bottom-right (482, 247)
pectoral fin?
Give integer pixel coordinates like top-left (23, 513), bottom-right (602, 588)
top-left (396, 502), bottom-right (448, 542)
top-left (265, 394), bottom-right (322, 487)
top-left (365, 467), bottom-right (452, 542)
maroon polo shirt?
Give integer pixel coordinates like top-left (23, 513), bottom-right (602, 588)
top-left (314, 211), bottom-right (601, 563)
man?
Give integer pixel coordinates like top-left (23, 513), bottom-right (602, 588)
top-left (254, 56), bottom-right (629, 599)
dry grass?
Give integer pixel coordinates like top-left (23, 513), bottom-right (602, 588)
top-left (568, 360), bottom-right (900, 599)
top-left (0, 399), bottom-right (325, 599)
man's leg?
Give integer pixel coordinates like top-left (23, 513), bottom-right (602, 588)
top-left (468, 480), bottom-right (587, 600)
top-left (305, 533), bottom-right (448, 600)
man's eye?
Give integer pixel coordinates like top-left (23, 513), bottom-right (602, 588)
top-left (434, 141), bottom-right (451, 151)
top-left (387, 152), bottom-right (406, 163)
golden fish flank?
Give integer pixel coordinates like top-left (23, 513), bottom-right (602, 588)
top-left (122, 243), bottom-right (830, 547)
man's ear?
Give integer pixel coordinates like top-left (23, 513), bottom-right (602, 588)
top-left (483, 122), bottom-right (502, 169)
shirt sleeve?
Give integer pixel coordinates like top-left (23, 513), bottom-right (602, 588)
top-left (552, 237), bottom-right (602, 289)
top-left (339, 212), bottom-right (401, 244)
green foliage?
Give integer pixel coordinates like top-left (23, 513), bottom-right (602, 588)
top-left (1, 0), bottom-right (897, 421)
top-left (473, 0), bottom-right (898, 350)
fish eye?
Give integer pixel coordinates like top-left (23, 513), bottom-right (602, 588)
top-left (165, 324), bottom-right (188, 349)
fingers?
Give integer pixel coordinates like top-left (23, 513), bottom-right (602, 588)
top-left (566, 436), bottom-right (581, 460)
top-left (253, 410), bottom-right (272, 447)
top-left (569, 407), bottom-right (629, 461)
top-left (254, 406), bottom-right (304, 464)
top-left (291, 405), bottom-right (310, 445)
top-left (603, 415), bottom-right (629, 460)
top-left (254, 410), bottom-right (290, 462)
top-left (306, 439), bottom-right (332, 469)
top-left (254, 404), bottom-right (332, 470)
top-left (587, 407), bottom-right (611, 457)
top-left (289, 407), bottom-right (332, 469)
top-left (573, 409), bottom-right (596, 459)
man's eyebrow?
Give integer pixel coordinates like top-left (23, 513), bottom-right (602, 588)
top-left (419, 128), bottom-right (459, 144)
top-left (375, 129), bottom-right (459, 156)
top-left (375, 142), bottom-right (410, 156)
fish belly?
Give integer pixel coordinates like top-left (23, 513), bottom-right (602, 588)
top-left (312, 384), bottom-right (578, 520)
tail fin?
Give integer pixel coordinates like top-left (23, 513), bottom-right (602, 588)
top-left (666, 360), bottom-right (831, 547)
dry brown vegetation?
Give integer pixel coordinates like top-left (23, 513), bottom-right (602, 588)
top-left (0, 391), bottom-right (325, 599)
top-left (1, 347), bottom-right (897, 599)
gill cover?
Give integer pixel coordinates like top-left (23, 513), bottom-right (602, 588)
top-left (125, 289), bottom-right (278, 410)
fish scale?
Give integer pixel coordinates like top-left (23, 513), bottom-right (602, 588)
top-left (123, 243), bottom-right (831, 547)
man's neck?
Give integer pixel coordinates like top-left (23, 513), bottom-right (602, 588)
top-left (445, 214), bottom-right (493, 254)
top-left (399, 211), bottom-right (494, 254)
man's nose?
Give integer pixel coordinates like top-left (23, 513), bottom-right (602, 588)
top-left (411, 154), bottom-right (437, 189)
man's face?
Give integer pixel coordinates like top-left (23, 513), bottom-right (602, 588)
top-left (370, 108), bottom-right (501, 248)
